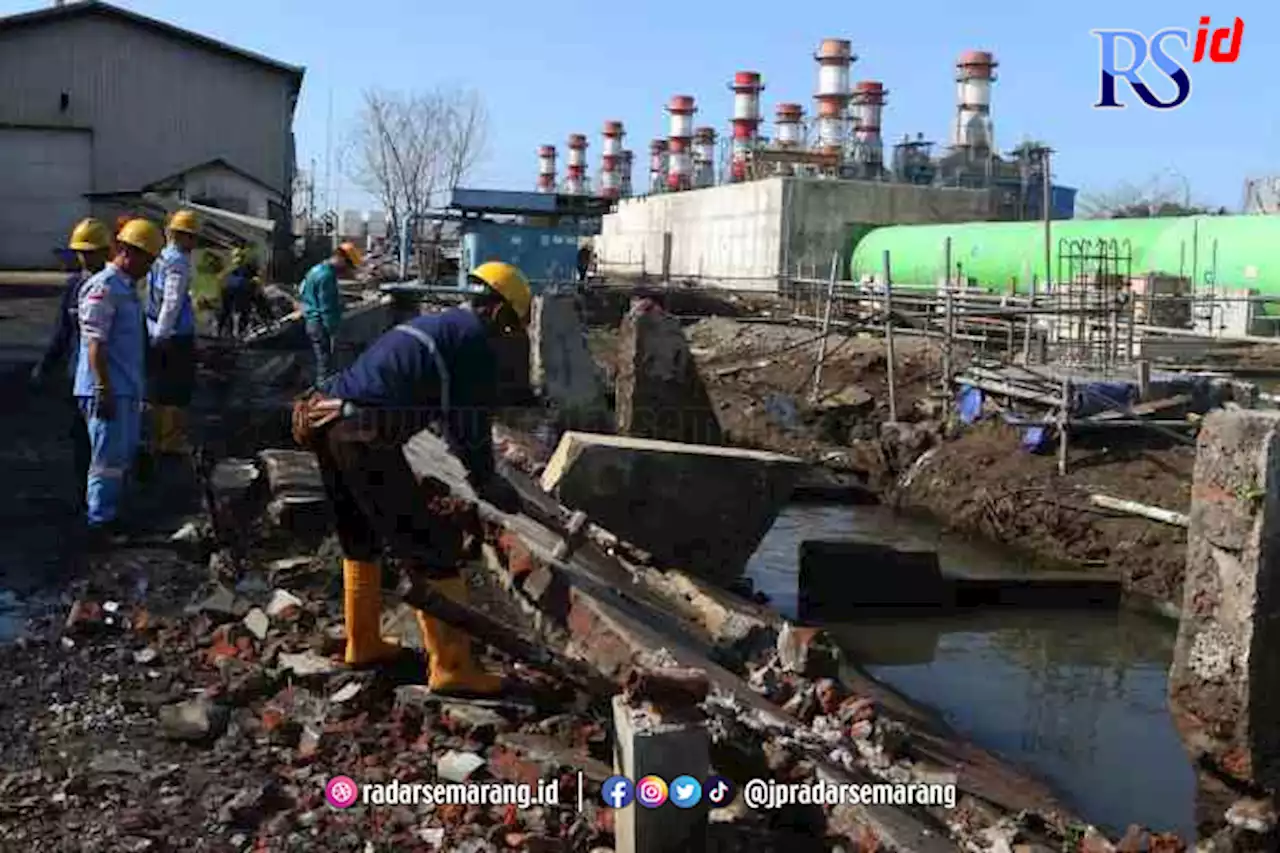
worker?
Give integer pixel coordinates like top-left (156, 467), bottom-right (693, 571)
top-left (291, 261), bottom-right (530, 695)
top-left (144, 209), bottom-right (201, 457)
top-left (299, 242), bottom-right (362, 382)
top-left (218, 247), bottom-right (256, 338)
top-left (76, 218), bottom-right (164, 548)
top-left (29, 218), bottom-right (114, 511)
top-left (576, 244), bottom-right (592, 283)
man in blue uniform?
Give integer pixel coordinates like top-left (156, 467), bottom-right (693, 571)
top-left (298, 242), bottom-right (362, 382)
top-left (76, 218), bottom-right (165, 549)
top-left (145, 209), bottom-right (201, 456)
top-left (30, 219), bottom-right (113, 511)
top-left (292, 262), bottom-right (531, 695)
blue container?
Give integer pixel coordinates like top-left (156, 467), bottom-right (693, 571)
top-left (457, 221), bottom-right (582, 291)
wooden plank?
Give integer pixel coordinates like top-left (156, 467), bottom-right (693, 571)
top-left (1085, 393), bottom-right (1191, 422)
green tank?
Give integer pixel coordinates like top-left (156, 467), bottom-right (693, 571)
top-left (848, 215), bottom-right (1280, 294)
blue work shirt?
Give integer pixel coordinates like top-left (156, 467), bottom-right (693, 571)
top-left (37, 270), bottom-right (89, 379)
top-left (299, 261), bottom-right (343, 333)
top-left (145, 244), bottom-right (196, 339)
top-left (327, 307), bottom-right (498, 484)
top-left (74, 263), bottom-right (146, 399)
top-left (224, 264), bottom-right (253, 292)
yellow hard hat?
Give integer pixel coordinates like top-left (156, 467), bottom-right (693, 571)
top-left (470, 261), bottom-right (532, 325)
top-left (116, 219), bottom-right (164, 257)
top-left (68, 218), bottom-right (111, 252)
top-left (166, 209), bottom-right (200, 235)
top-left (336, 241), bottom-right (364, 268)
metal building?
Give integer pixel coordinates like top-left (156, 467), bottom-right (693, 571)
top-left (0, 1), bottom-right (303, 268)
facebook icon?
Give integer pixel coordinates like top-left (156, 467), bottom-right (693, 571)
top-left (601, 775), bottom-right (635, 809)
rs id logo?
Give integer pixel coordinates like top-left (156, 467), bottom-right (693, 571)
top-left (1092, 16), bottom-right (1243, 110)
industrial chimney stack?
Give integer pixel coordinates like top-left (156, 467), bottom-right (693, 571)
top-left (537, 145), bottom-right (557, 193)
top-left (951, 50), bottom-right (997, 156)
top-left (729, 71), bottom-right (764, 183)
top-left (693, 127), bottom-right (717, 188)
top-left (666, 95), bottom-right (696, 192)
top-left (773, 103), bottom-right (804, 176)
top-left (649, 139), bottom-right (669, 193)
top-left (849, 81), bottom-right (887, 175)
top-left (813, 39), bottom-right (854, 162)
top-left (565, 134), bottom-right (588, 195)
top-left (600, 121), bottom-right (625, 199)
top-left (620, 150), bottom-right (634, 197)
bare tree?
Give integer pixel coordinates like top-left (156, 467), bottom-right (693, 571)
top-left (1078, 171), bottom-right (1221, 218)
top-left (345, 86), bottom-right (490, 240)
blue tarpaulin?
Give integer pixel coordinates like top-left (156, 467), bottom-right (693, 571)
top-left (957, 385), bottom-right (984, 424)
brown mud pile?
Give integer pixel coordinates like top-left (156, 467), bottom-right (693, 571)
top-left (588, 316), bottom-right (1192, 610)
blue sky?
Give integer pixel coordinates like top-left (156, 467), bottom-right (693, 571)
top-left (8, 0), bottom-right (1275, 212)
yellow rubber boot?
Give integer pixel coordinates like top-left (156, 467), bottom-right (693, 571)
top-left (416, 576), bottom-right (503, 695)
top-left (343, 559), bottom-right (401, 666)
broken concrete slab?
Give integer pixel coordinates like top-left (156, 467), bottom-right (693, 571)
top-left (541, 432), bottom-right (803, 586)
top-left (1170, 409), bottom-right (1280, 833)
top-left (206, 458), bottom-right (263, 537)
top-left (615, 304), bottom-right (722, 445)
top-left (798, 541), bottom-right (949, 619)
top-left (258, 449), bottom-right (329, 535)
top-left (529, 294), bottom-right (611, 432)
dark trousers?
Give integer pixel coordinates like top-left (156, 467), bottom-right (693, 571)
top-left (217, 288), bottom-right (250, 337)
top-left (314, 416), bottom-right (465, 579)
top-left (147, 336), bottom-right (196, 407)
top-left (306, 319), bottom-right (335, 383)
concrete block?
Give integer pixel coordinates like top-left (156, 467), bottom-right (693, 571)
top-left (258, 449), bottom-right (329, 535)
top-left (207, 458), bottom-right (264, 536)
top-left (1170, 409), bottom-right (1280, 824)
top-left (528, 294), bottom-right (611, 430)
top-left (798, 540), bottom-right (949, 620)
top-left (541, 432), bottom-right (802, 586)
top-left (612, 693), bottom-right (709, 853)
top-left (615, 306), bottom-right (722, 446)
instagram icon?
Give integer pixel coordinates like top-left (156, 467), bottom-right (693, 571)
top-left (635, 775), bottom-right (668, 808)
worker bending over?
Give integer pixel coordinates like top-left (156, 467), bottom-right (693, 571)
top-left (76, 219), bottom-right (164, 548)
top-left (30, 219), bottom-right (114, 511)
top-left (293, 261), bottom-right (530, 696)
top-left (145, 209), bottom-right (201, 456)
top-left (299, 242), bottom-right (362, 382)
top-left (218, 247), bottom-right (263, 338)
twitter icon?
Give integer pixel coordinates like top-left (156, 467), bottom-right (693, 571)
top-left (669, 775), bottom-right (702, 809)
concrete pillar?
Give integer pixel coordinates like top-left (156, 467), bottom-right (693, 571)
top-left (612, 692), bottom-right (709, 853)
top-left (528, 294), bottom-right (611, 431)
top-left (1170, 409), bottom-right (1280, 835)
top-left (615, 304), bottom-right (722, 445)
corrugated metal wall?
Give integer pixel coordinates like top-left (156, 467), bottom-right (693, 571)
top-left (0, 14), bottom-right (296, 197)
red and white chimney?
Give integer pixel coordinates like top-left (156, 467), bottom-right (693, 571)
top-left (600, 120), bottom-right (625, 199)
top-left (665, 95), bottom-right (696, 192)
top-left (693, 127), bottom-right (717, 187)
top-left (565, 133), bottom-right (588, 195)
top-left (850, 81), bottom-right (887, 172)
top-left (649, 139), bottom-right (668, 193)
top-left (774, 103), bottom-right (804, 148)
top-left (729, 71), bottom-right (764, 183)
top-left (952, 50), bottom-right (997, 154)
top-left (537, 145), bottom-right (557, 193)
top-left (814, 38), bottom-right (854, 159)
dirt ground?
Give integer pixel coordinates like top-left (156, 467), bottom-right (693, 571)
top-left (588, 315), bottom-right (1193, 610)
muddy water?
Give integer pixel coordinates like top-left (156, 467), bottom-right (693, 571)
top-left (746, 504), bottom-right (1196, 839)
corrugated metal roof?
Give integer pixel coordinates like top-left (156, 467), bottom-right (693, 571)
top-left (0, 1), bottom-right (304, 95)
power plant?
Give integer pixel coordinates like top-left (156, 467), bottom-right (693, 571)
top-left (538, 39), bottom-right (1076, 223)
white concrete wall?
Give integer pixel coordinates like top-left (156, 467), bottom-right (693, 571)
top-left (595, 177), bottom-right (994, 292)
top-left (181, 164), bottom-right (276, 219)
top-left (595, 179), bottom-right (786, 292)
